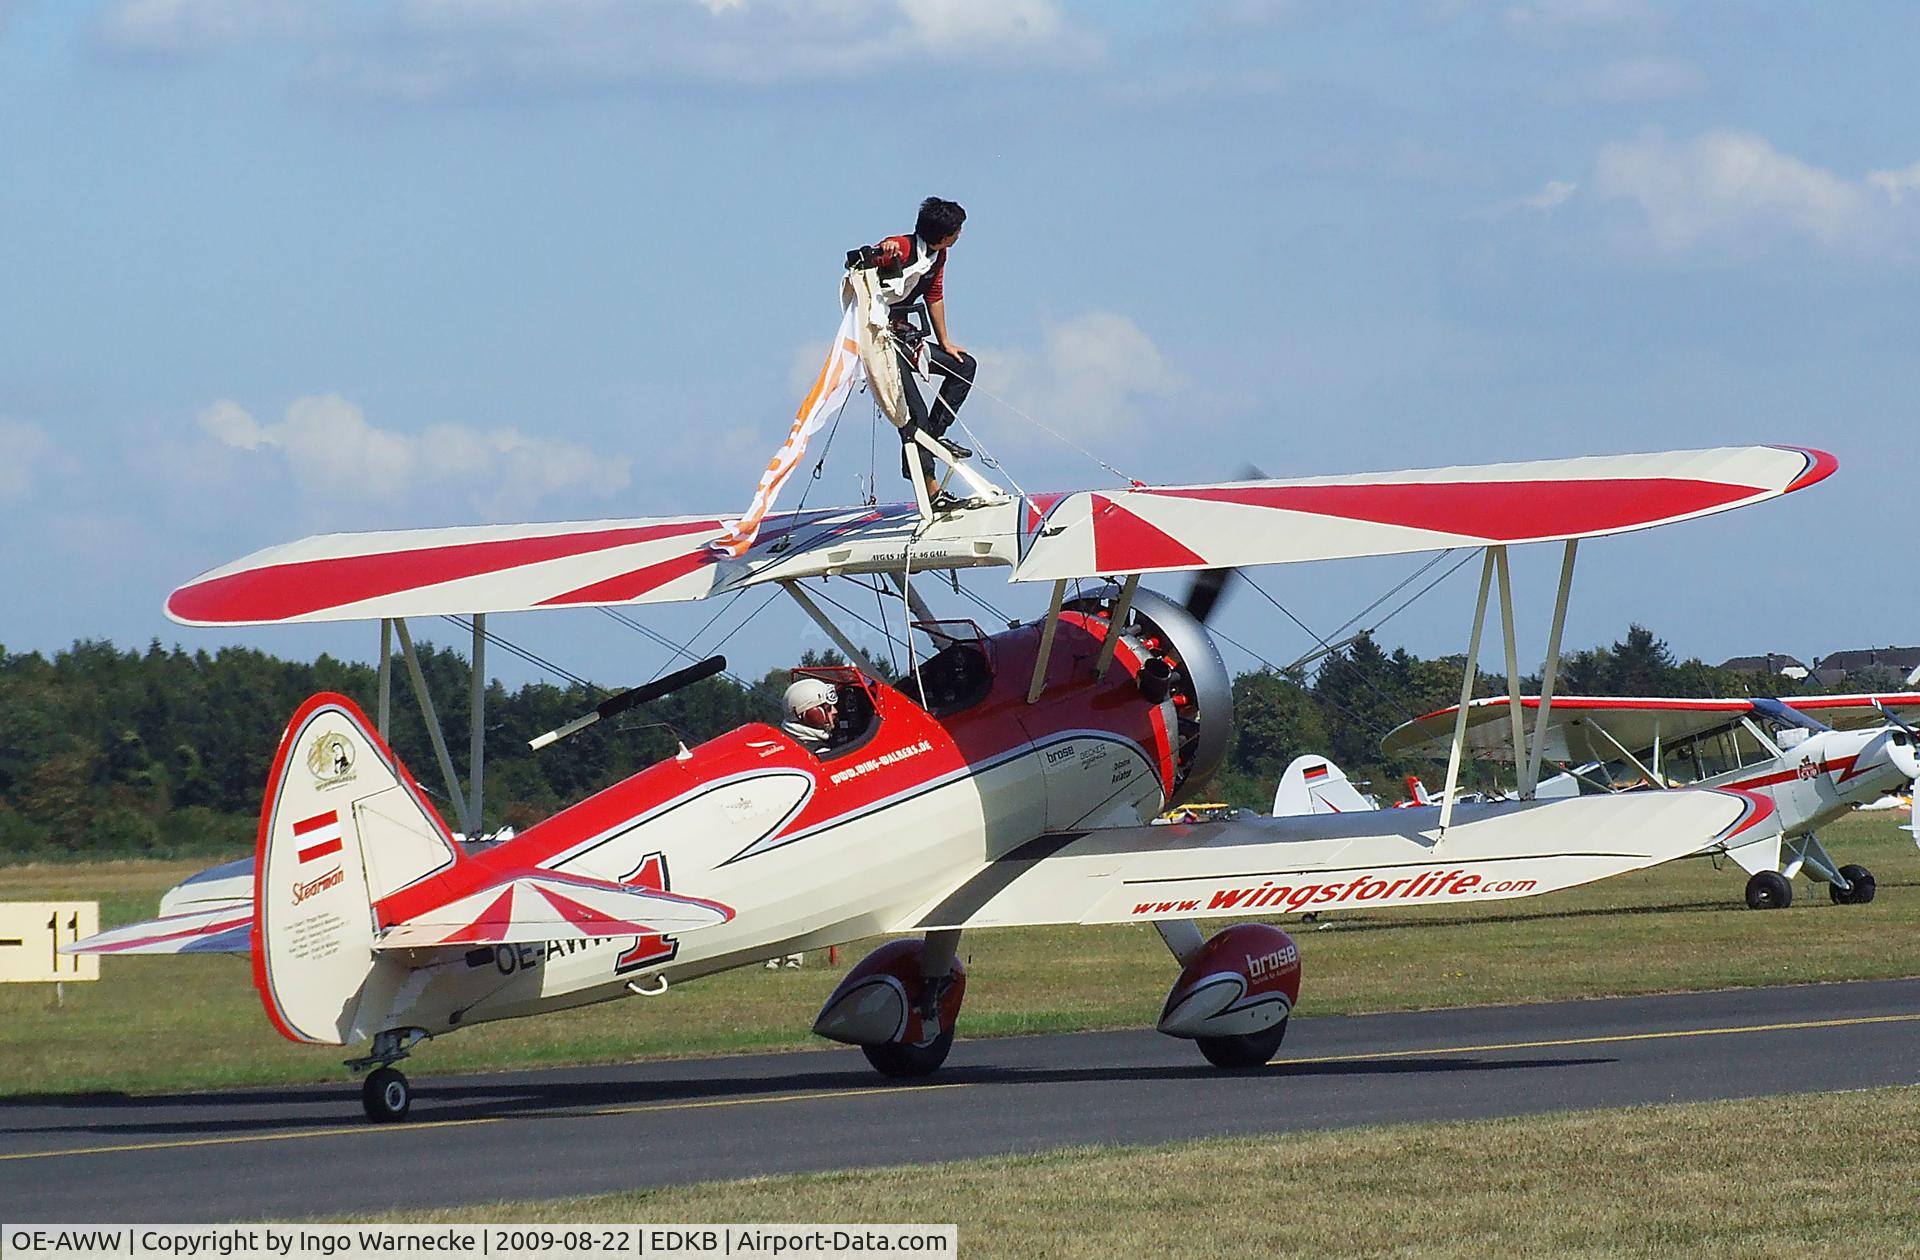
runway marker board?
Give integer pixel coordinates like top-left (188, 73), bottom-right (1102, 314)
top-left (0, 902), bottom-right (99, 982)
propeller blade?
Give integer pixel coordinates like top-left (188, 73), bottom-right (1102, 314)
top-left (1181, 464), bottom-right (1267, 625)
top-left (1184, 568), bottom-right (1231, 624)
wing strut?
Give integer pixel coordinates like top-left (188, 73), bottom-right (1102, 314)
top-left (394, 618), bottom-right (477, 838)
top-left (783, 581), bottom-right (870, 668)
top-left (377, 617), bottom-right (393, 739)
top-left (468, 613), bottom-right (486, 831)
top-left (1437, 549), bottom-right (1497, 837)
top-left (1028, 579), bottom-right (1068, 703)
top-left (1094, 575), bottom-right (1141, 679)
top-left (1522, 540), bottom-right (1578, 796)
top-left (1496, 547), bottom-right (1526, 782)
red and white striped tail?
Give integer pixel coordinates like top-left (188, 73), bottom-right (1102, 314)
top-left (253, 693), bottom-right (460, 1045)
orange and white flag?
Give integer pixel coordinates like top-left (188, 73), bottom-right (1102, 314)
top-left (710, 302), bottom-right (864, 559)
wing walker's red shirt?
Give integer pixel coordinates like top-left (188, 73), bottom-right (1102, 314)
top-left (877, 234), bottom-right (945, 305)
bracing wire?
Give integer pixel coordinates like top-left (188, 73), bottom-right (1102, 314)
top-left (595, 605), bottom-right (757, 689)
top-left (440, 615), bottom-right (598, 692)
top-left (1209, 623), bottom-right (1398, 739)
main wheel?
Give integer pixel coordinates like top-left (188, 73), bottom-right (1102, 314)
top-left (1829, 864), bottom-right (1877, 905)
top-left (862, 1026), bottom-right (955, 1078)
top-left (1196, 1020), bottom-right (1289, 1070)
top-left (1745, 870), bottom-right (1793, 911)
top-left (362, 1067), bottom-right (412, 1122)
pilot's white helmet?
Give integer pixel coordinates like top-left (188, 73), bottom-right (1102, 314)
top-left (784, 677), bottom-right (839, 727)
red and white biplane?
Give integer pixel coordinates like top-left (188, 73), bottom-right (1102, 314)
top-left (1383, 692), bottom-right (1920, 908)
top-left (72, 443), bottom-right (1833, 1120)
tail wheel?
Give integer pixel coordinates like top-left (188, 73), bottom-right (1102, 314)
top-left (1829, 864), bottom-right (1877, 906)
top-left (361, 1067), bottom-right (412, 1122)
top-left (1744, 870), bottom-right (1793, 911)
top-left (1196, 1019), bottom-right (1288, 1070)
top-left (861, 1026), bottom-right (955, 1078)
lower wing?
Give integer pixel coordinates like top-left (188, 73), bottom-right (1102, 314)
top-left (903, 787), bottom-right (1773, 931)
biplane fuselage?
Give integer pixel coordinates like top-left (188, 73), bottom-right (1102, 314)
top-left (358, 610), bottom-right (1175, 1035)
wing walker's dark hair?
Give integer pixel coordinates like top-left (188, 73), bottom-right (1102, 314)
top-left (916, 197), bottom-right (967, 243)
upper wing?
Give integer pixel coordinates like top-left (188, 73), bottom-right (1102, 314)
top-left (1775, 692), bottom-right (1920, 731)
top-left (899, 787), bottom-right (1772, 931)
top-left (1380, 696), bottom-right (1765, 763)
top-left (374, 869), bottom-right (734, 949)
top-left (1010, 446), bottom-right (1832, 582)
top-left (165, 445), bottom-right (1832, 626)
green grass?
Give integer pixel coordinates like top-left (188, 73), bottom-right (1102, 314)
top-left (379, 1085), bottom-right (1920, 1257)
top-left (6, 813), bottom-right (1918, 1096)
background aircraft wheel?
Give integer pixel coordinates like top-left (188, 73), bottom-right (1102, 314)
top-left (362, 1067), bottom-right (412, 1122)
top-left (861, 1026), bottom-right (955, 1078)
top-left (1829, 864), bottom-right (1876, 906)
top-left (1744, 870), bottom-right (1793, 911)
top-left (1196, 1020), bottom-right (1288, 1070)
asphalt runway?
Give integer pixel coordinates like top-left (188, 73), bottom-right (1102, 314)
top-left (5, 978), bottom-right (1919, 1222)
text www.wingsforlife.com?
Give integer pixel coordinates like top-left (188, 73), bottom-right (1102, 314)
top-left (1131, 871), bottom-right (1539, 916)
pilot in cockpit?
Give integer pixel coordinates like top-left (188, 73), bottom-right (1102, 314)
top-left (782, 677), bottom-right (840, 749)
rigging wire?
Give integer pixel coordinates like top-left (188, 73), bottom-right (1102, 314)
top-left (1319, 549), bottom-right (1454, 645)
top-left (595, 605), bottom-right (757, 689)
top-left (1209, 623), bottom-right (1399, 739)
top-left (440, 615), bottom-right (598, 692)
top-left (954, 373), bottom-right (1139, 487)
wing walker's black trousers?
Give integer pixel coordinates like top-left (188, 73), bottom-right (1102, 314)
top-left (896, 337), bottom-right (977, 480)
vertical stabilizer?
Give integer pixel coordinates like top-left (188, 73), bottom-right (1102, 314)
top-left (252, 693), bottom-right (459, 1045)
top-left (1272, 756), bottom-right (1376, 816)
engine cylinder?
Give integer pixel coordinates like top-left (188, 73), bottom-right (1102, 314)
top-left (1068, 584), bottom-right (1234, 804)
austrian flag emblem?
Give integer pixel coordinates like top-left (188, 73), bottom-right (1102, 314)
top-left (292, 810), bottom-right (343, 864)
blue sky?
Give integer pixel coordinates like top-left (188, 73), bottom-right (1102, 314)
top-left (1, 0), bottom-right (1913, 693)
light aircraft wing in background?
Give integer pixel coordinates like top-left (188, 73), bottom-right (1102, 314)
top-left (903, 787), bottom-right (1773, 931)
top-left (1382, 692), bottom-right (1920, 764)
top-left (164, 445), bottom-right (1832, 626)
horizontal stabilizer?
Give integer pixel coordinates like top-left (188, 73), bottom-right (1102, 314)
top-left (376, 870), bottom-right (733, 949)
top-left (66, 904), bottom-right (252, 956)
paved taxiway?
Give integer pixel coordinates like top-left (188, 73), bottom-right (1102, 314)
top-left (5, 978), bottom-right (1917, 1221)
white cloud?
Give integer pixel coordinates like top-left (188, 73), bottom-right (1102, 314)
top-left (1522, 179), bottom-right (1577, 210)
top-left (96, 0), bottom-right (315, 55)
top-left (0, 419), bottom-right (55, 503)
top-left (197, 395), bottom-right (632, 517)
top-left (1868, 161), bottom-right (1920, 204)
top-left (976, 312), bottom-right (1184, 447)
top-left (1503, 0), bottom-right (1662, 47)
top-left (1593, 129), bottom-right (1920, 258)
top-left (100, 0), bottom-right (1102, 94)
top-left (1577, 55), bottom-right (1705, 104)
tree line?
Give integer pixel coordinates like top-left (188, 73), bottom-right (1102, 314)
top-left (0, 626), bottom-right (1872, 863)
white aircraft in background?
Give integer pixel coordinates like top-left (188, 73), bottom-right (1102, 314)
top-left (1383, 693), bottom-right (1920, 909)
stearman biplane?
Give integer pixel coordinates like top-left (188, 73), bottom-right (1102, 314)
top-left (69, 439), bottom-right (1836, 1122)
top-left (1383, 691), bottom-right (1920, 909)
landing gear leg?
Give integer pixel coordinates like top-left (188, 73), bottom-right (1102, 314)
top-left (1788, 833), bottom-right (1874, 905)
top-left (346, 1027), bottom-right (427, 1123)
top-left (861, 931), bottom-right (962, 1078)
